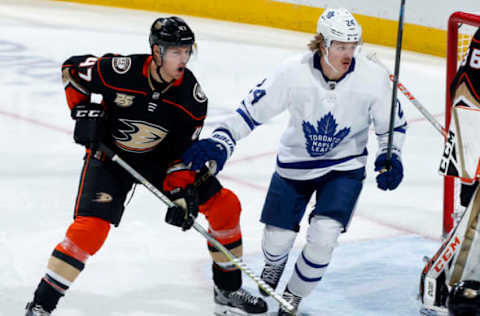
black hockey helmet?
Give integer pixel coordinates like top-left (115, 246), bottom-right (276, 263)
top-left (149, 16), bottom-right (195, 54)
top-left (448, 280), bottom-right (480, 316)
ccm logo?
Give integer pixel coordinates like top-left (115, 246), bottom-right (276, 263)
top-left (439, 130), bottom-right (456, 174)
top-left (74, 109), bottom-right (104, 118)
top-left (434, 236), bottom-right (461, 273)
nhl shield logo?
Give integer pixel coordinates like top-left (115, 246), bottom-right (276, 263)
top-left (112, 57), bottom-right (131, 74)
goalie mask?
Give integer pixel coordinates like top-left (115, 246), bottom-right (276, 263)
top-left (448, 280), bottom-right (480, 316)
top-left (149, 16), bottom-right (195, 56)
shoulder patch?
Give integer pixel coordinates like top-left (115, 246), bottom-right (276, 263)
top-left (112, 57), bottom-right (131, 74)
top-left (193, 82), bottom-right (207, 103)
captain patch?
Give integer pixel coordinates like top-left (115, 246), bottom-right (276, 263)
top-left (112, 57), bottom-right (131, 74)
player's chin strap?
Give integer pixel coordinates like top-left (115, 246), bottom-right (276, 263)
top-left (322, 50), bottom-right (339, 74)
top-left (98, 143), bottom-right (297, 316)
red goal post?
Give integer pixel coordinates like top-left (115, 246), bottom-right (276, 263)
top-left (444, 11), bottom-right (480, 236)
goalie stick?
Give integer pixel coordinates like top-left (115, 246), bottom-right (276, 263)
top-left (367, 52), bottom-right (448, 138)
top-left (420, 184), bottom-right (480, 314)
top-left (98, 143), bottom-right (296, 315)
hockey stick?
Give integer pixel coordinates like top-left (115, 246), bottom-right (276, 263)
top-left (367, 52), bottom-right (448, 138)
top-left (385, 0), bottom-right (406, 169)
top-left (98, 143), bottom-right (296, 315)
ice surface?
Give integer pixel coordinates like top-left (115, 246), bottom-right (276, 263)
top-left (0, 1), bottom-right (448, 314)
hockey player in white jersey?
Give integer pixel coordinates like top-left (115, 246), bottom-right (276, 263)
top-left (183, 8), bottom-right (407, 315)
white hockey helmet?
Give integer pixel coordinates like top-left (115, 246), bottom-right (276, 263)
top-left (316, 8), bottom-right (362, 49)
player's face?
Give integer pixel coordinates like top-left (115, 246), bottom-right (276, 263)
top-left (327, 41), bottom-right (358, 73)
top-left (159, 45), bottom-right (192, 81)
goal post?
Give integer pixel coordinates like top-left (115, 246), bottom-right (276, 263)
top-left (444, 11), bottom-right (480, 236)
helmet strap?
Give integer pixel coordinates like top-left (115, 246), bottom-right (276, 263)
top-left (322, 41), bottom-right (339, 74)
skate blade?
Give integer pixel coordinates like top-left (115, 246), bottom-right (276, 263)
top-left (419, 306), bottom-right (448, 316)
top-left (214, 304), bottom-right (267, 316)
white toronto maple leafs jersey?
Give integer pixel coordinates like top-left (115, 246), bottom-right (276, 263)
top-left (212, 51), bottom-right (407, 180)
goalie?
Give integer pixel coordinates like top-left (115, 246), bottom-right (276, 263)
top-left (419, 27), bottom-right (480, 315)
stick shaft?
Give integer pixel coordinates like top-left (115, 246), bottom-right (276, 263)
top-left (386, 0), bottom-right (406, 167)
top-left (368, 53), bottom-right (447, 137)
top-left (98, 143), bottom-right (296, 315)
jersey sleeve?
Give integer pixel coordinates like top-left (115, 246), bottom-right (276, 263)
top-left (370, 72), bottom-right (407, 158)
top-left (170, 112), bottom-right (206, 164)
top-left (61, 55), bottom-right (104, 110)
top-left (167, 75), bottom-right (208, 163)
top-left (210, 62), bottom-right (290, 159)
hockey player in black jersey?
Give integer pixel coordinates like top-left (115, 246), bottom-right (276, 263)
top-left (446, 26), bottom-right (480, 316)
top-left (448, 27), bottom-right (480, 220)
top-left (419, 27), bottom-right (480, 316)
top-left (25, 16), bottom-right (267, 316)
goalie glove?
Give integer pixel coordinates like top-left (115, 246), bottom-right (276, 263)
top-left (71, 103), bottom-right (106, 150)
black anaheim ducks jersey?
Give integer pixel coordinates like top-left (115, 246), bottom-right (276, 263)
top-left (451, 28), bottom-right (480, 109)
top-left (62, 53), bottom-right (207, 175)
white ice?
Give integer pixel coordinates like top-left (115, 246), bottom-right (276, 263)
top-left (0, 1), bottom-right (448, 315)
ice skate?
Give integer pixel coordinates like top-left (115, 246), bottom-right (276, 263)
top-left (259, 261), bottom-right (286, 296)
top-left (278, 288), bottom-right (302, 316)
top-left (214, 286), bottom-right (267, 315)
top-left (25, 302), bottom-right (51, 316)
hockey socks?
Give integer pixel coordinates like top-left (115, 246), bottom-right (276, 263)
top-left (31, 279), bottom-right (64, 313)
top-left (212, 262), bottom-right (242, 291)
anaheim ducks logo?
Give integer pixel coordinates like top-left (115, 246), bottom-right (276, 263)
top-left (114, 119), bottom-right (169, 153)
top-left (93, 192), bottom-right (113, 203)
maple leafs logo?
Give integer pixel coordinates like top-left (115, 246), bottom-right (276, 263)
top-left (302, 112), bottom-right (350, 157)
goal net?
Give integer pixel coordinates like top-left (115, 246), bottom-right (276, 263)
top-left (444, 11), bottom-right (480, 236)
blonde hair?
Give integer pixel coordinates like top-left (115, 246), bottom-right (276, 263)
top-left (308, 33), bottom-right (325, 56)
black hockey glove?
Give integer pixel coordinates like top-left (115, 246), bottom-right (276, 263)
top-left (71, 103), bottom-right (106, 150)
top-left (165, 185), bottom-right (199, 231)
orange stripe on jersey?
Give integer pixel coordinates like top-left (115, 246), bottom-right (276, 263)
top-left (172, 73), bottom-right (184, 87)
top-left (162, 98), bottom-right (206, 121)
top-left (473, 37), bottom-right (480, 44)
top-left (97, 59), bottom-right (148, 96)
top-left (142, 56), bottom-right (152, 78)
top-left (65, 86), bottom-right (89, 110)
top-left (74, 153), bottom-right (91, 218)
top-left (143, 55), bottom-right (184, 86)
top-left (456, 105), bottom-right (480, 112)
